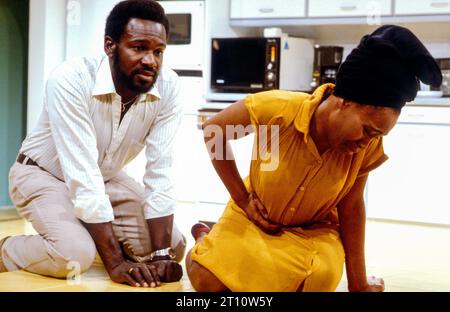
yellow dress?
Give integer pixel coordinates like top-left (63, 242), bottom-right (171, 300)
top-left (190, 84), bottom-right (388, 291)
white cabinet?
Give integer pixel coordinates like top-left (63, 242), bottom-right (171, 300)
top-left (177, 76), bottom-right (204, 114)
top-left (308, 0), bottom-right (392, 17)
top-left (395, 0), bottom-right (450, 15)
top-left (173, 114), bottom-right (254, 204)
top-left (366, 106), bottom-right (450, 226)
top-left (230, 0), bottom-right (306, 19)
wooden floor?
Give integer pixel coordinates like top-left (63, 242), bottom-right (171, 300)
top-left (1, 202), bottom-right (449, 292)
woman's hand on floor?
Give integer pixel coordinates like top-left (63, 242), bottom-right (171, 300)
top-left (240, 192), bottom-right (282, 235)
top-left (349, 276), bottom-right (385, 292)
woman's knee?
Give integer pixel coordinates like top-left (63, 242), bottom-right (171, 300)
top-left (303, 262), bottom-right (344, 292)
top-left (185, 251), bottom-right (227, 292)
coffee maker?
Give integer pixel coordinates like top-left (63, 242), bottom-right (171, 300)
top-left (431, 58), bottom-right (450, 97)
top-left (310, 45), bottom-right (344, 90)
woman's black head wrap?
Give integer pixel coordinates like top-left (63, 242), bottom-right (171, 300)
top-left (334, 25), bottom-right (442, 110)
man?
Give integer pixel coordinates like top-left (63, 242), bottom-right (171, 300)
top-left (0, 0), bottom-right (186, 288)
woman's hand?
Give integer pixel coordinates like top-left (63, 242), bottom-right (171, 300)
top-left (349, 276), bottom-right (385, 292)
top-left (238, 192), bottom-right (282, 235)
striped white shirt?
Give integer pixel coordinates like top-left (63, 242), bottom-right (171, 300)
top-left (20, 55), bottom-right (183, 223)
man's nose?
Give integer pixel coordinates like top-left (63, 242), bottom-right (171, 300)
top-left (141, 52), bottom-right (156, 67)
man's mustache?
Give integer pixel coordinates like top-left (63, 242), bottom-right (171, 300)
top-left (132, 68), bottom-right (157, 76)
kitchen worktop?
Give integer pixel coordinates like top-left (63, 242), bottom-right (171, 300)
top-left (407, 97), bottom-right (450, 106)
top-left (199, 96), bottom-right (450, 111)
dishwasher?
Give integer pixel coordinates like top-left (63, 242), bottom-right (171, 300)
top-left (366, 104), bottom-right (450, 226)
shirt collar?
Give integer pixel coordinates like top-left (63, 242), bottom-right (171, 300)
top-left (92, 56), bottom-right (161, 101)
top-left (294, 83), bottom-right (335, 143)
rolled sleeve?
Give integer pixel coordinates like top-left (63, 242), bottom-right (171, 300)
top-left (46, 64), bottom-right (113, 224)
top-left (143, 75), bottom-right (183, 219)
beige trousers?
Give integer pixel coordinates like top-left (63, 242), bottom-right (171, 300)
top-left (1, 161), bottom-right (186, 278)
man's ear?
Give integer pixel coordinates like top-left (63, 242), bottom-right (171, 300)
top-left (104, 36), bottom-right (116, 58)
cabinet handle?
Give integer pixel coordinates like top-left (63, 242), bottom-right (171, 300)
top-left (339, 4), bottom-right (357, 11)
top-left (259, 7), bottom-right (275, 13)
top-left (430, 1), bottom-right (449, 8)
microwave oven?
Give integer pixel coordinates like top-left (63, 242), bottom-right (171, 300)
top-left (210, 36), bottom-right (314, 93)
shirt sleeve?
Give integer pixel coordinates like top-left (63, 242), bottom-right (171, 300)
top-left (143, 75), bottom-right (183, 219)
top-left (357, 137), bottom-right (389, 178)
top-left (46, 64), bottom-right (114, 223)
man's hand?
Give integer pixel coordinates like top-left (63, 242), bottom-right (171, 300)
top-left (349, 276), bottom-right (385, 292)
top-left (238, 192), bottom-right (282, 235)
top-left (108, 260), bottom-right (161, 288)
top-left (146, 260), bottom-right (183, 282)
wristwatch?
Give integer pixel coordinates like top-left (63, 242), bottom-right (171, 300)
top-left (149, 247), bottom-right (176, 261)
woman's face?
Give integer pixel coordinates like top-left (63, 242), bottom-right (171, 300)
top-left (327, 100), bottom-right (400, 154)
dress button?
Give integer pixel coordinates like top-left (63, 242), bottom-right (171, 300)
top-left (299, 186), bottom-right (305, 191)
top-left (306, 270), bottom-right (313, 275)
top-left (290, 207), bottom-right (295, 212)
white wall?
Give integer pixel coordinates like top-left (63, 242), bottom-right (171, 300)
top-left (27, 0), bottom-right (66, 133)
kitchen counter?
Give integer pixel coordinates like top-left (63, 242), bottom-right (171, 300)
top-left (200, 96), bottom-right (450, 111)
top-left (407, 97), bottom-right (450, 106)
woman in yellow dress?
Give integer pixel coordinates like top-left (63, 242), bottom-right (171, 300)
top-left (186, 25), bottom-right (442, 292)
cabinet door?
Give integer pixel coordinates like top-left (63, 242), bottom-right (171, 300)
top-left (367, 122), bottom-right (450, 225)
top-left (395, 0), bottom-right (450, 15)
top-left (230, 0), bottom-right (306, 19)
top-left (173, 115), bottom-right (254, 204)
top-left (308, 0), bottom-right (392, 17)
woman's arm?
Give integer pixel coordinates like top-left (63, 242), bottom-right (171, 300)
top-left (203, 100), bottom-right (281, 234)
top-left (337, 175), bottom-right (385, 292)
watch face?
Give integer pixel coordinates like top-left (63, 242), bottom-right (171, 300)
top-left (150, 247), bottom-right (176, 260)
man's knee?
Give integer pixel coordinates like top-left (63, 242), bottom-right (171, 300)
top-left (49, 238), bottom-right (96, 278)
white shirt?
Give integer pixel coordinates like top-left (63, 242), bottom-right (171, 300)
top-left (20, 55), bottom-right (183, 223)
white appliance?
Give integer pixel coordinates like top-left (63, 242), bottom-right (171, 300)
top-left (158, 1), bottom-right (206, 112)
top-left (366, 105), bottom-right (450, 226)
top-left (158, 0), bottom-right (205, 71)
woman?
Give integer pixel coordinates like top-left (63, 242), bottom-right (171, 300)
top-left (186, 25), bottom-right (442, 292)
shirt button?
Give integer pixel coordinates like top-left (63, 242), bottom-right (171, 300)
top-left (306, 269), bottom-right (313, 275)
top-left (290, 207), bottom-right (295, 212)
top-left (299, 186), bottom-right (305, 191)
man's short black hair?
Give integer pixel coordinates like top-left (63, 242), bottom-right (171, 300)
top-left (105, 0), bottom-right (169, 42)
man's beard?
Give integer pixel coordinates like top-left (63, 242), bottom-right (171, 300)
top-left (113, 52), bottom-right (158, 94)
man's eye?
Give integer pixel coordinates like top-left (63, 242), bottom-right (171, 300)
top-left (133, 46), bottom-right (145, 51)
top-left (155, 50), bottom-right (164, 56)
